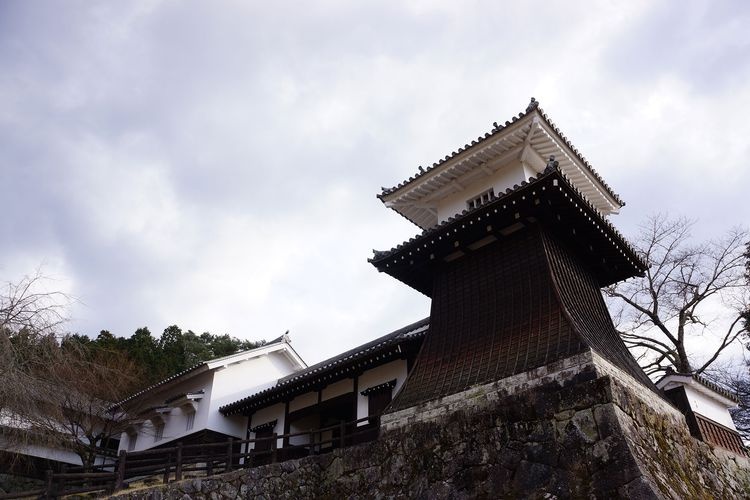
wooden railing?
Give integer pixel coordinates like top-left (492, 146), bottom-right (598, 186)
top-left (0, 415), bottom-right (381, 499)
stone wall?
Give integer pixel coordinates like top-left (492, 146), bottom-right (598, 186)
top-left (111, 356), bottom-right (750, 499)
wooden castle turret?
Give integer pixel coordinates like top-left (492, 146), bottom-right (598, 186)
top-left (370, 98), bottom-right (657, 411)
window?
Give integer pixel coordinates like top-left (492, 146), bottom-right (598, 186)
top-left (368, 389), bottom-right (392, 417)
top-left (467, 188), bottom-right (495, 210)
top-left (127, 433), bottom-right (137, 452)
top-left (154, 422), bottom-right (165, 442)
top-left (360, 380), bottom-right (397, 419)
top-left (250, 421), bottom-right (277, 453)
top-left (185, 411), bottom-right (195, 432)
top-left (254, 427), bottom-right (274, 452)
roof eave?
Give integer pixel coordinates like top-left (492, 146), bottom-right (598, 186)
top-left (378, 104), bottom-right (625, 215)
top-left (219, 321), bottom-right (429, 416)
top-left (378, 113), bottom-right (535, 203)
top-left (370, 170), bottom-right (645, 290)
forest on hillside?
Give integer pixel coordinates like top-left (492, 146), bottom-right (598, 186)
top-left (63, 325), bottom-right (266, 387)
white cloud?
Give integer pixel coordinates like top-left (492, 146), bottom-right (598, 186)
top-left (0, 0), bottom-right (747, 367)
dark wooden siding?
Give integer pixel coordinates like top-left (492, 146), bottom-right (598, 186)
top-left (390, 226), bottom-right (586, 410)
top-left (390, 224), bottom-right (656, 411)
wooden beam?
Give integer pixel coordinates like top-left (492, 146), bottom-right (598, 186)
top-left (419, 145), bottom-right (525, 203)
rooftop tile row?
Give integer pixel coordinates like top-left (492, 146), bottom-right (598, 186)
top-left (379, 98), bottom-right (624, 207)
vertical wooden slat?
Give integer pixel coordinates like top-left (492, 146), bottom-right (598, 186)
top-left (175, 443), bottom-right (183, 481)
top-left (44, 469), bottom-right (54, 499)
top-left (59, 464), bottom-right (67, 495)
top-left (162, 453), bottom-right (171, 484)
top-left (283, 401), bottom-right (290, 448)
top-left (226, 438), bottom-right (234, 472)
top-left (115, 450), bottom-right (127, 490)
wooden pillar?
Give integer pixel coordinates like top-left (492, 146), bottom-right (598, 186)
top-left (115, 450), bottom-right (127, 491)
top-left (283, 400), bottom-right (290, 448)
top-left (162, 453), bottom-right (171, 484)
top-left (226, 438), bottom-right (234, 472)
top-left (44, 469), bottom-right (54, 499)
top-left (353, 375), bottom-right (359, 422)
top-left (59, 464), bottom-right (67, 495)
top-left (175, 443), bottom-right (183, 481)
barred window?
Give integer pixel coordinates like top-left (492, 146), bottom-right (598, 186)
top-left (467, 188), bottom-right (494, 210)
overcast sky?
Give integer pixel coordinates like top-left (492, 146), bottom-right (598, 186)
top-left (1, 0), bottom-right (748, 366)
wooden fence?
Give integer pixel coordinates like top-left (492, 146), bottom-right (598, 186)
top-left (0, 415), bottom-right (380, 499)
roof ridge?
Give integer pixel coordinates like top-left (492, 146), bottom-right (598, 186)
top-left (370, 167), bottom-right (644, 270)
top-left (658, 371), bottom-right (739, 403)
top-left (370, 169), bottom-right (552, 261)
top-left (277, 317), bottom-right (429, 384)
top-left (219, 318), bottom-right (429, 415)
top-left (114, 339), bottom-right (289, 408)
top-left (378, 100), bottom-right (534, 198)
top-left (378, 98), bottom-right (624, 207)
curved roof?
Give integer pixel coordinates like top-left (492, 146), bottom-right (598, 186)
top-left (370, 166), bottom-right (647, 294)
top-left (220, 318), bottom-right (429, 415)
top-left (114, 337), bottom-right (305, 408)
top-left (657, 371), bottom-right (740, 405)
top-left (379, 98), bottom-right (624, 229)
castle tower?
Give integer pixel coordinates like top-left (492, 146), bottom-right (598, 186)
top-left (370, 98), bottom-right (656, 411)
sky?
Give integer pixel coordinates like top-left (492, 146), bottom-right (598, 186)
top-left (1, 0), bottom-right (749, 367)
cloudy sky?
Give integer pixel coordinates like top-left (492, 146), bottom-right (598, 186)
top-left (1, 0), bottom-right (749, 366)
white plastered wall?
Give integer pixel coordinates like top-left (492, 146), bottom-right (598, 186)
top-left (119, 348), bottom-right (302, 453)
top-left (0, 435), bottom-right (83, 466)
top-left (288, 414), bottom-right (318, 446)
top-left (322, 379), bottom-right (353, 401)
top-left (119, 370), bottom-right (214, 453)
top-left (356, 359), bottom-right (408, 422)
top-left (436, 159), bottom-right (534, 223)
top-left (208, 351), bottom-right (302, 438)
top-left (248, 402), bottom-right (285, 450)
top-left (683, 385), bottom-right (738, 430)
top-left (289, 391), bottom-right (317, 412)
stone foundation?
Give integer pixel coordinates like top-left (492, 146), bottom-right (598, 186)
top-left (110, 355), bottom-right (750, 499)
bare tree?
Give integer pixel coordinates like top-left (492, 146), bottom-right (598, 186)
top-left (705, 363), bottom-right (750, 441)
top-left (15, 341), bottom-right (145, 470)
top-left (0, 270), bottom-right (70, 393)
top-left (0, 269), bottom-right (70, 424)
top-left (0, 271), bottom-right (144, 472)
top-left (0, 271), bottom-right (71, 473)
top-left (0, 269), bottom-right (69, 333)
top-left (606, 214), bottom-right (749, 377)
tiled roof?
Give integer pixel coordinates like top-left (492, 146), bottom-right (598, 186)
top-left (693, 374), bottom-right (739, 403)
top-left (219, 318), bottom-right (429, 415)
top-left (378, 98), bottom-right (624, 207)
top-left (370, 165), bottom-right (645, 272)
top-left (659, 371), bottom-right (740, 403)
top-left (114, 338), bottom-right (284, 408)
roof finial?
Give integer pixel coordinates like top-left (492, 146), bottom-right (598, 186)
top-left (526, 97), bottom-right (539, 113)
top-left (544, 155), bottom-right (559, 173)
top-left (282, 330), bottom-right (290, 343)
